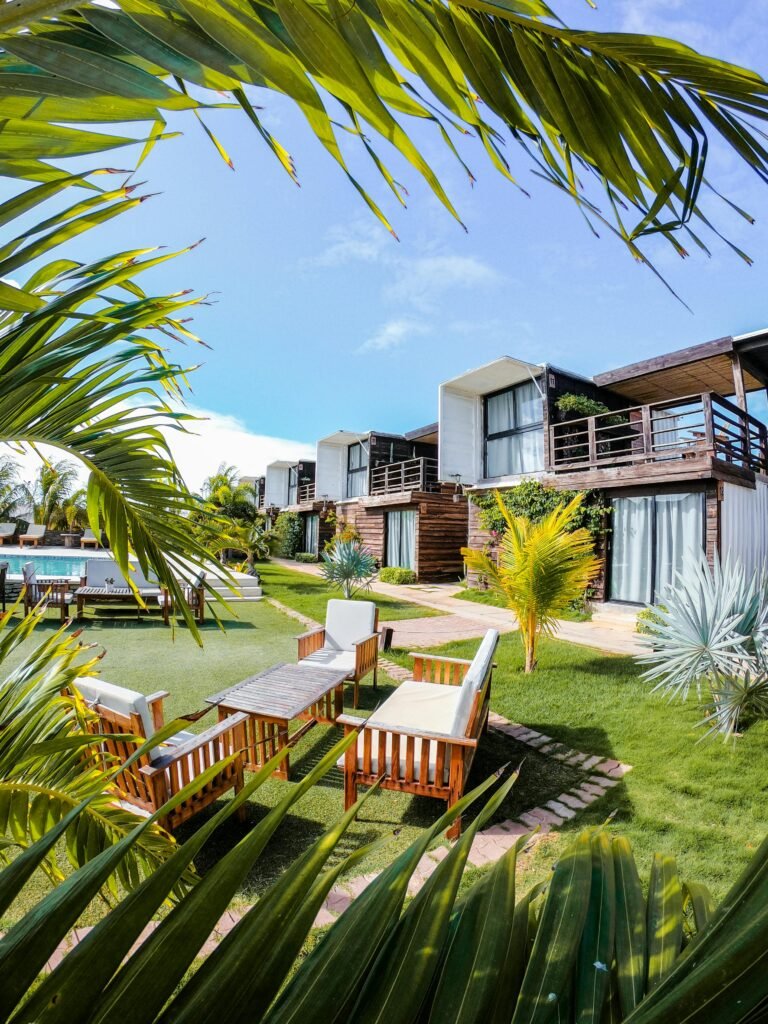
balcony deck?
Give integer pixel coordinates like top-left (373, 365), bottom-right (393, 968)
top-left (369, 457), bottom-right (439, 497)
top-left (549, 392), bottom-right (768, 488)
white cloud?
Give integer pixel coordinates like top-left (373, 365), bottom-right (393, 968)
top-left (305, 220), bottom-right (390, 268)
top-left (162, 405), bottom-right (314, 492)
top-left (385, 254), bottom-right (500, 312)
top-left (357, 318), bottom-right (431, 354)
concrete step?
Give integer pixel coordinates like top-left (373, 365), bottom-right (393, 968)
top-left (207, 572), bottom-right (263, 602)
top-left (590, 602), bottom-right (639, 627)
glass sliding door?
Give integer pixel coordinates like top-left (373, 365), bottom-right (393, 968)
top-left (610, 492), bottom-right (704, 604)
top-left (386, 509), bottom-right (416, 570)
top-left (304, 514), bottom-right (319, 555)
top-left (610, 496), bottom-right (653, 604)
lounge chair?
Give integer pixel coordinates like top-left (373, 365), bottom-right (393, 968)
top-left (22, 561), bottom-right (74, 621)
top-left (339, 629), bottom-right (499, 839)
top-left (0, 523), bottom-right (16, 545)
top-left (157, 571), bottom-right (207, 625)
top-left (19, 524), bottom-right (46, 548)
top-left (80, 528), bottom-right (101, 549)
top-left (296, 599), bottom-right (379, 708)
top-left (75, 558), bottom-right (164, 620)
top-left (74, 677), bottom-right (248, 830)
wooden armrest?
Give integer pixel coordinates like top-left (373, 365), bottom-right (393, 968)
top-left (145, 690), bottom-right (169, 730)
top-left (295, 627), bottom-right (325, 641)
top-left (337, 714), bottom-right (366, 729)
top-left (408, 654), bottom-right (473, 666)
top-left (141, 712), bottom-right (249, 774)
top-left (353, 632), bottom-right (380, 647)
top-left (146, 690), bottom-right (170, 705)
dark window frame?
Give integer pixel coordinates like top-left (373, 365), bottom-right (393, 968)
top-left (287, 465), bottom-right (299, 506)
top-left (483, 379), bottom-right (544, 479)
top-left (346, 441), bottom-right (369, 497)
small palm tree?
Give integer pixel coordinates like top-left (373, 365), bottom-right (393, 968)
top-left (320, 540), bottom-right (377, 599)
top-left (463, 492), bottom-right (601, 673)
top-left (214, 518), bottom-right (273, 573)
top-left (19, 459), bottom-right (81, 529)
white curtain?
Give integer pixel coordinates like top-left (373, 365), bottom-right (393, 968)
top-left (610, 496), bottom-right (653, 603)
top-left (486, 389), bottom-right (515, 434)
top-left (654, 493), bottom-right (703, 599)
top-left (304, 514), bottom-right (319, 554)
top-left (387, 510), bottom-right (416, 569)
top-left (486, 380), bottom-right (544, 477)
top-left (721, 479), bottom-right (768, 578)
top-left (487, 430), bottom-right (544, 476)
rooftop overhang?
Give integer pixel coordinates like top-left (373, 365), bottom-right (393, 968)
top-left (266, 460), bottom-right (295, 471)
top-left (593, 330), bottom-right (768, 403)
top-left (317, 430), bottom-right (370, 447)
top-left (404, 421), bottom-right (438, 445)
top-left (440, 356), bottom-right (544, 396)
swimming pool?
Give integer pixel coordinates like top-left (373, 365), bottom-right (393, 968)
top-left (0, 553), bottom-right (96, 577)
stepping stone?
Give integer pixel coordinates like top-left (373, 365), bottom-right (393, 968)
top-left (589, 775), bottom-right (619, 788)
top-left (343, 873), bottom-right (379, 898)
top-left (427, 845), bottom-right (451, 862)
top-left (526, 734), bottom-right (552, 749)
top-left (558, 792), bottom-right (587, 810)
top-left (313, 906), bottom-right (337, 929)
top-left (609, 764), bottom-right (633, 778)
top-left (546, 800), bottom-right (576, 820)
top-left (325, 890), bottom-right (353, 916)
top-left (580, 782), bottom-right (607, 798)
top-left (581, 755), bottom-right (604, 770)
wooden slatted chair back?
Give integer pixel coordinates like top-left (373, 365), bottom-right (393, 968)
top-left (86, 700), bottom-right (156, 814)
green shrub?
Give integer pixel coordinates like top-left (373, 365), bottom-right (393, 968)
top-left (271, 511), bottom-right (303, 558)
top-left (295, 551), bottom-right (319, 563)
top-left (378, 566), bottom-right (417, 585)
top-left (471, 479), bottom-right (610, 541)
top-left (636, 604), bottom-right (668, 634)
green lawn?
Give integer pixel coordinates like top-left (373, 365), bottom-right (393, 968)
top-left (257, 562), bottom-right (441, 622)
top-left (454, 585), bottom-right (592, 621)
top-left (4, 592), bottom-right (766, 927)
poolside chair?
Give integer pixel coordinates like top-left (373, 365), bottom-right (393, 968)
top-left (0, 523), bottom-right (16, 545)
top-left (296, 599), bottom-right (379, 708)
top-left (22, 561), bottom-right (74, 621)
top-left (19, 524), bottom-right (46, 548)
top-left (80, 528), bottom-right (101, 548)
top-left (157, 571), bottom-right (207, 626)
top-left (74, 677), bottom-right (248, 830)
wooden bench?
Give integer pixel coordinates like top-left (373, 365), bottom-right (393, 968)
top-left (339, 629), bottom-right (499, 839)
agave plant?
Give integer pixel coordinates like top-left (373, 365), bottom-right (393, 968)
top-left (320, 540), bottom-right (378, 600)
top-left (0, 603), bottom-right (179, 890)
top-left (637, 556), bottom-right (768, 739)
top-left (1, 745), bottom-right (767, 1024)
top-left (463, 492), bottom-right (601, 672)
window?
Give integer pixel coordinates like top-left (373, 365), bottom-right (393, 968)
top-left (304, 514), bottom-right (319, 555)
top-left (287, 466), bottom-right (298, 506)
top-left (484, 380), bottom-right (544, 477)
top-left (386, 509), bottom-right (415, 570)
top-left (346, 441), bottom-right (368, 498)
top-left (610, 492), bottom-right (705, 604)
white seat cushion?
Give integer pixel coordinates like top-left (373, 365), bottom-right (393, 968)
top-left (338, 681), bottom-right (463, 784)
top-left (298, 648), bottom-right (357, 675)
top-left (85, 559), bottom-right (128, 588)
top-left (324, 599), bottom-right (376, 651)
top-left (451, 629), bottom-right (500, 735)
top-left (75, 677), bottom-right (161, 758)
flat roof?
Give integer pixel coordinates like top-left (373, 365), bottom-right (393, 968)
top-left (404, 421), bottom-right (438, 441)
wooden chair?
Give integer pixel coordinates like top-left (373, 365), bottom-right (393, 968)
top-left (19, 524), bottom-right (46, 547)
top-left (22, 561), bottom-right (74, 621)
top-left (296, 599), bottom-right (379, 707)
top-left (339, 629), bottom-right (499, 839)
top-left (157, 571), bottom-right (207, 625)
top-left (74, 677), bottom-right (248, 830)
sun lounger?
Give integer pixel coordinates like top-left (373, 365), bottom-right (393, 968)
top-left (0, 523), bottom-right (16, 545)
top-left (19, 524), bottom-right (46, 547)
top-left (80, 528), bottom-right (101, 548)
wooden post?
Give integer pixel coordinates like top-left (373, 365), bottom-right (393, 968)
top-left (641, 405), bottom-right (653, 458)
top-left (587, 416), bottom-right (597, 467)
top-left (702, 393), bottom-right (714, 455)
top-left (731, 352), bottom-right (747, 411)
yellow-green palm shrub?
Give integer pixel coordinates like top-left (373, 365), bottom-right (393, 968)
top-left (0, 604), bottom-right (181, 892)
top-left (463, 492), bottom-right (601, 672)
top-left (1, 757), bottom-right (767, 1024)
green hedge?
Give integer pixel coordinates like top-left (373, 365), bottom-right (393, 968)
top-left (272, 511), bottom-right (303, 558)
top-left (636, 604), bottom-right (667, 634)
top-left (378, 567), bottom-right (417, 585)
top-left (295, 552), bottom-right (319, 563)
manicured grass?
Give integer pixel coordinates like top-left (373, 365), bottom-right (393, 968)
top-left (453, 585), bottom-right (592, 621)
top-left (257, 562), bottom-right (441, 622)
top-left (388, 632), bottom-right (768, 901)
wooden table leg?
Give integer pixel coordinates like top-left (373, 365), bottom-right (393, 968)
top-left (277, 719), bottom-right (290, 780)
top-left (76, 595), bottom-right (85, 619)
top-left (333, 683), bottom-right (343, 723)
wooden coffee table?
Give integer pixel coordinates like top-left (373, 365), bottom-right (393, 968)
top-left (206, 662), bottom-right (349, 779)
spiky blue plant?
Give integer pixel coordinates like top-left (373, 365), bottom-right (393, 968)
top-left (320, 540), bottom-right (377, 599)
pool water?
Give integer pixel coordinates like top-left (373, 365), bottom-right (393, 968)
top-left (0, 554), bottom-right (95, 578)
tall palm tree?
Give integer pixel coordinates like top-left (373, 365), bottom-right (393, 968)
top-left (463, 492), bottom-right (601, 672)
top-left (0, 455), bottom-right (23, 522)
top-left (19, 459), bottom-right (81, 528)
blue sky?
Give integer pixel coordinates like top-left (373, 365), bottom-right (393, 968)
top-left (17, 0), bottom-right (768, 489)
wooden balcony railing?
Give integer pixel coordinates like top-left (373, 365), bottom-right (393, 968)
top-left (369, 457), bottom-right (439, 495)
top-left (297, 482), bottom-right (316, 503)
top-left (256, 493), bottom-right (265, 509)
top-left (550, 392), bottom-right (768, 475)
